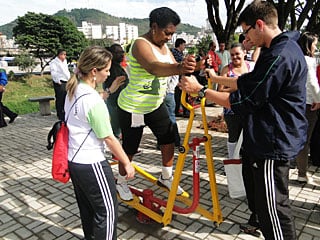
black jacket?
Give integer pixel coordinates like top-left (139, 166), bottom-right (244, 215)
top-left (230, 31), bottom-right (308, 160)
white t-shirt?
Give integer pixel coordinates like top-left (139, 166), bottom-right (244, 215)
top-left (305, 56), bottom-right (320, 104)
top-left (65, 82), bottom-right (113, 164)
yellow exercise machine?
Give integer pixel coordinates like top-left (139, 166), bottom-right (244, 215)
top-left (114, 90), bottom-right (223, 226)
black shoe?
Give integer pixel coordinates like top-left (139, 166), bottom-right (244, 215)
top-left (9, 114), bottom-right (18, 123)
top-left (248, 214), bottom-right (260, 228)
top-left (240, 223), bottom-right (261, 237)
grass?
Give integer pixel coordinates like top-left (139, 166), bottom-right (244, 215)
top-left (3, 74), bottom-right (55, 115)
top-left (3, 74), bottom-right (104, 115)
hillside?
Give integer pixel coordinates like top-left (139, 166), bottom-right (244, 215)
top-left (0, 8), bottom-right (201, 38)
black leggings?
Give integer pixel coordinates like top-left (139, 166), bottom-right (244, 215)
top-left (118, 103), bottom-right (175, 155)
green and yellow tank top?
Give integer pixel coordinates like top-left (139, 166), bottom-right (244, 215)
top-left (118, 37), bottom-right (173, 114)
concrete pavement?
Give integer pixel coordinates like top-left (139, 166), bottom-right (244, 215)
top-left (0, 106), bottom-right (319, 240)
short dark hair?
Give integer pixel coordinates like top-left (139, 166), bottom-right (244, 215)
top-left (209, 42), bottom-right (216, 49)
top-left (237, 0), bottom-right (278, 27)
top-left (149, 7), bottom-right (180, 28)
top-left (230, 42), bottom-right (245, 51)
top-left (57, 49), bottom-right (66, 56)
top-left (175, 38), bottom-right (186, 48)
top-left (298, 32), bottom-right (318, 57)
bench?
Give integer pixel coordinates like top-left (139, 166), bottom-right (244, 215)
top-left (28, 96), bottom-right (55, 116)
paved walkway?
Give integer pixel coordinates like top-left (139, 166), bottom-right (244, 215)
top-left (1, 106), bottom-right (319, 240)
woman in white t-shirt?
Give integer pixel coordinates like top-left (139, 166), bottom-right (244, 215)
top-left (65, 46), bottom-right (135, 240)
top-left (296, 32), bottom-right (320, 183)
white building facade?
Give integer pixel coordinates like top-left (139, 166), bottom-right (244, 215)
top-left (77, 21), bottom-right (138, 44)
top-left (108, 23), bottom-right (138, 44)
top-left (77, 21), bottom-right (103, 39)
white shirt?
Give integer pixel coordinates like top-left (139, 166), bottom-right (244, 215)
top-left (305, 56), bottom-right (320, 104)
top-left (49, 57), bottom-right (70, 84)
top-left (65, 83), bottom-right (113, 164)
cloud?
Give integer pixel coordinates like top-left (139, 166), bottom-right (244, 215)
top-left (0, 0), bottom-right (208, 27)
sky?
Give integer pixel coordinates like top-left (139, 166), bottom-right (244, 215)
top-left (1, 0), bottom-right (211, 28)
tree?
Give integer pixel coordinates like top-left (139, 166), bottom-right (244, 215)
top-left (293, 0), bottom-right (320, 34)
top-left (14, 50), bottom-right (36, 75)
top-left (205, 0), bottom-right (246, 47)
top-left (13, 12), bottom-right (88, 74)
top-left (270, 0), bottom-right (320, 32)
top-left (205, 0), bottom-right (320, 48)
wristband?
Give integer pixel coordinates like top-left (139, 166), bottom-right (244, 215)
top-left (105, 88), bottom-right (111, 95)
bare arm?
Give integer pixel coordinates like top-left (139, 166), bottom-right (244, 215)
top-left (179, 75), bottom-right (231, 108)
top-left (206, 68), bottom-right (238, 90)
top-left (132, 38), bottom-right (196, 77)
top-left (100, 76), bottom-right (126, 100)
top-left (104, 135), bottom-right (135, 179)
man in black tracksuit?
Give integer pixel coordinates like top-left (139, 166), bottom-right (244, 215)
top-left (180, 1), bottom-right (307, 239)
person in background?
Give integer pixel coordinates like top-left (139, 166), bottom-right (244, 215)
top-left (216, 42), bottom-right (231, 74)
top-left (239, 33), bottom-right (261, 62)
top-left (116, 7), bottom-right (196, 201)
top-left (206, 41), bottom-right (222, 105)
top-left (295, 32), bottom-right (320, 183)
top-left (164, 42), bottom-right (184, 147)
top-left (50, 49), bottom-right (70, 120)
top-left (65, 46), bottom-right (135, 240)
top-left (0, 68), bottom-right (18, 127)
top-left (218, 42), bottom-right (254, 175)
top-left (180, 1), bottom-right (307, 239)
top-left (103, 44), bottom-right (142, 157)
top-left (310, 58), bottom-right (320, 166)
top-left (103, 44), bottom-right (129, 140)
top-left (206, 42), bottom-right (221, 75)
top-left (218, 43), bottom-right (259, 235)
top-left (172, 38), bottom-right (189, 118)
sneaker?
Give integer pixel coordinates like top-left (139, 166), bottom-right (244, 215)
top-left (9, 114), bottom-right (18, 124)
top-left (116, 182), bottom-right (133, 201)
top-left (157, 175), bottom-right (184, 195)
top-left (239, 223), bottom-right (261, 237)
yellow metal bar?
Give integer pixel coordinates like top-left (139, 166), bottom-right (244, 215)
top-left (118, 195), bottom-right (163, 223)
top-left (116, 90), bottom-right (223, 226)
top-left (207, 75), bottom-right (212, 90)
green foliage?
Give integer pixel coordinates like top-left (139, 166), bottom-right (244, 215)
top-left (195, 35), bottom-right (213, 54)
top-left (54, 8), bottom-right (201, 36)
top-left (12, 12), bottom-right (88, 72)
top-left (7, 71), bottom-right (15, 81)
top-left (3, 74), bottom-right (55, 114)
top-left (14, 51), bottom-right (37, 73)
top-left (0, 21), bottom-right (16, 39)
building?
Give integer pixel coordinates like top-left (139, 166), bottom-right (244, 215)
top-left (78, 21), bottom-right (138, 44)
top-left (106, 23), bottom-right (138, 45)
top-left (77, 21), bottom-right (103, 39)
top-left (106, 26), bottom-right (119, 41)
top-left (0, 33), bottom-right (18, 56)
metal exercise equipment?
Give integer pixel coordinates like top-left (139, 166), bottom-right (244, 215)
top-left (115, 90), bottom-right (223, 226)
